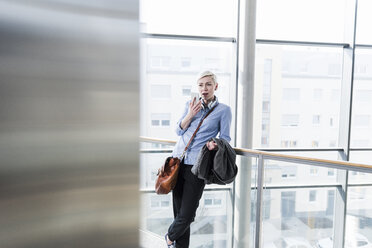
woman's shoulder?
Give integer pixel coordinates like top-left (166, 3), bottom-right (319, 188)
top-left (217, 102), bottom-right (231, 111)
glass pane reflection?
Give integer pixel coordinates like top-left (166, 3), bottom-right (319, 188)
top-left (254, 44), bottom-right (343, 149)
top-left (262, 188), bottom-right (336, 247)
top-left (140, 190), bottom-right (233, 248)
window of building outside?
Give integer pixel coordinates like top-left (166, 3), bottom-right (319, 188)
top-left (181, 57), bottom-right (191, 68)
top-left (262, 101), bottom-right (270, 112)
top-left (313, 115), bottom-right (321, 125)
top-left (312, 140), bottom-right (319, 147)
top-left (150, 195), bottom-right (170, 209)
top-left (310, 167), bottom-right (319, 175)
top-left (309, 190), bottom-right (317, 202)
top-left (281, 166), bottom-right (297, 178)
top-left (261, 137), bottom-right (268, 145)
top-left (181, 86), bottom-right (191, 96)
top-left (281, 140), bottom-right (297, 148)
top-left (204, 194), bottom-right (222, 208)
top-left (151, 113), bottom-right (171, 127)
top-left (328, 168), bottom-right (335, 176)
top-left (329, 116), bottom-right (334, 127)
top-left (281, 114), bottom-right (300, 127)
top-left (262, 123), bottom-right (268, 132)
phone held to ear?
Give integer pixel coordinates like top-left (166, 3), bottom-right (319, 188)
top-left (190, 92), bottom-right (199, 101)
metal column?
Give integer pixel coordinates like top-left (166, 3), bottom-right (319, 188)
top-left (233, 0), bottom-right (257, 247)
top-left (334, 0), bottom-right (358, 247)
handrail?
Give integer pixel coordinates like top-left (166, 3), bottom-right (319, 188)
top-left (140, 136), bottom-right (372, 173)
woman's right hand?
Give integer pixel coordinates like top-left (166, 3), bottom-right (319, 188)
top-left (180, 98), bottom-right (202, 130)
top-left (187, 97), bottom-right (202, 118)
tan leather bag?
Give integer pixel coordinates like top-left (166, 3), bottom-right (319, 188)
top-left (155, 157), bottom-right (181, 194)
top-left (154, 105), bottom-right (217, 195)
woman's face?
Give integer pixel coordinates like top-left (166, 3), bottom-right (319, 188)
top-left (197, 76), bottom-right (218, 102)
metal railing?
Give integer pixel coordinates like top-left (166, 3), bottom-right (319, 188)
top-left (140, 136), bottom-right (372, 248)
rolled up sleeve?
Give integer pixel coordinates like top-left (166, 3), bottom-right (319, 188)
top-left (219, 106), bottom-right (232, 142)
top-left (175, 101), bottom-right (190, 136)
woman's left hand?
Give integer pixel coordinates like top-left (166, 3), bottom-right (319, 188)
top-left (206, 140), bottom-right (218, 150)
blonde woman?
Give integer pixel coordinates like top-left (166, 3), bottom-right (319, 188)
top-left (165, 71), bottom-right (232, 248)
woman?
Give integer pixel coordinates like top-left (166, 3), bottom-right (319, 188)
top-left (165, 71), bottom-right (232, 248)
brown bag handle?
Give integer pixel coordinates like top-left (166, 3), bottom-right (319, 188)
top-left (180, 105), bottom-right (217, 159)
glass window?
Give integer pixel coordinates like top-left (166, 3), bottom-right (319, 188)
top-left (262, 187), bottom-right (335, 246)
top-left (140, 0), bottom-right (237, 37)
top-left (256, 0), bottom-right (346, 42)
top-left (254, 44), bottom-right (342, 148)
top-left (141, 38), bottom-right (236, 141)
top-left (351, 49), bottom-right (372, 148)
top-left (356, 0), bottom-right (372, 44)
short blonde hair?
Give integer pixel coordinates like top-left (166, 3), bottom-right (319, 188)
top-left (197, 71), bottom-right (217, 84)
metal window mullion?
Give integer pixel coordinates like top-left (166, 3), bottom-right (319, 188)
top-left (334, 1), bottom-right (358, 247)
top-left (256, 39), bottom-right (349, 48)
top-left (141, 33), bottom-right (236, 43)
top-left (255, 155), bottom-right (264, 248)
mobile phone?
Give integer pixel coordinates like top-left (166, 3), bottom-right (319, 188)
top-left (190, 92), bottom-right (199, 101)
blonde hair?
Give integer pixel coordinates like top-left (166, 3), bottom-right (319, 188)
top-left (197, 71), bottom-right (217, 84)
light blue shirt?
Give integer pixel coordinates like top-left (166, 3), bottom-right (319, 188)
top-left (172, 97), bottom-right (232, 165)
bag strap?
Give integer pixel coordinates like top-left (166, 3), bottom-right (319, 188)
top-left (180, 104), bottom-right (217, 159)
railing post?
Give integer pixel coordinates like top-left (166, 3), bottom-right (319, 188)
top-left (255, 155), bottom-right (264, 248)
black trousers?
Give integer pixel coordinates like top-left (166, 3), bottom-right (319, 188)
top-left (167, 163), bottom-right (205, 248)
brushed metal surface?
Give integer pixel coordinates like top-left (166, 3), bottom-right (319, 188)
top-left (0, 1), bottom-right (139, 247)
